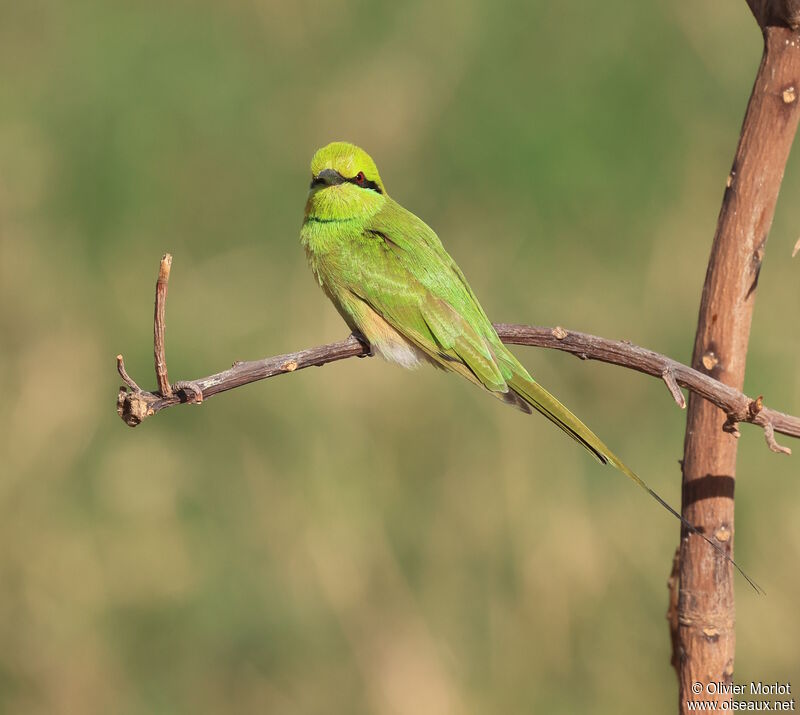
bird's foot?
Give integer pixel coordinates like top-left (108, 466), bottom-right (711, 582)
top-left (350, 331), bottom-right (373, 357)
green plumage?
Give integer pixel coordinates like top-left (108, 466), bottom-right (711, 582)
top-left (300, 141), bottom-right (759, 592)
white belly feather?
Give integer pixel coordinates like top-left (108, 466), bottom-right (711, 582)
top-left (372, 336), bottom-right (426, 369)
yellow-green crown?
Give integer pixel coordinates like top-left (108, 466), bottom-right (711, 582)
top-left (310, 142), bottom-right (385, 193)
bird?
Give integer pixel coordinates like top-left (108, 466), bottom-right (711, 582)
top-left (300, 141), bottom-right (760, 592)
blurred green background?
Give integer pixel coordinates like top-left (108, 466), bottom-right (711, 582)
top-left (1, 1), bottom-right (798, 713)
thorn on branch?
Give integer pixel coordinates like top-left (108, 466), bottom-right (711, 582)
top-left (662, 367), bottom-right (687, 409)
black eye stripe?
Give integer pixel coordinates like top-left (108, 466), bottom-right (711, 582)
top-left (346, 175), bottom-right (383, 194)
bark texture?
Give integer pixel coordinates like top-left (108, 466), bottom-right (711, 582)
top-left (675, 24), bottom-right (800, 711)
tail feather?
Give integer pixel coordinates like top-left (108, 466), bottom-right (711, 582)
top-left (508, 375), bottom-right (763, 595)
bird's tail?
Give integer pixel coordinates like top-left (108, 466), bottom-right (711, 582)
top-left (507, 374), bottom-right (763, 594)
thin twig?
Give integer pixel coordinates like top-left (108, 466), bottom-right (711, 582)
top-left (116, 354), bottom-right (142, 393)
top-left (154, 253), bottom-right (173, 397)
top-left (661, 367), bottom-right (687, 409)
top-left (759, 420), bottom-right (793, 454)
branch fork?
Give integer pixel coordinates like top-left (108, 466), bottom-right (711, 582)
top-left (116, 253), bottom-right (205, 426)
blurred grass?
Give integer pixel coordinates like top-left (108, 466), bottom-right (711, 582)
top-left (1, 1), bottom-right (798, 713)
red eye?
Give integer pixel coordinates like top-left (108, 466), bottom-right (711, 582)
top-left (356, 171), bottom-right (366, 185)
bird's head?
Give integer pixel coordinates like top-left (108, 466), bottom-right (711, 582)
top-left (306, 142), bottom-right (387, 221)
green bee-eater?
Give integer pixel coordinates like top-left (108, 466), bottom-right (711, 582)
top-left (300, 141), bottom-right (758, 591)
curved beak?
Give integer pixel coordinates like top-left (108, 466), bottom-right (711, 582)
top-left (310, 168), bottom-right (345, 189)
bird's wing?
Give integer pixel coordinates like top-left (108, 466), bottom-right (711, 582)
top-left (343, 199), bottom-right (515, 395)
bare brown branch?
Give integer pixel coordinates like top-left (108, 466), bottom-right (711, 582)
top-left (154, 253), bottom-right (173, 397)
top-left (115, 282), bottom-right (800, 445)
top-left (674, 22), bottom-right (800, 711)
top-left (116, 333), bottom-right (369, 427)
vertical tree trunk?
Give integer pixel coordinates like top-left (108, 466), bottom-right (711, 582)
top-left (674, 18), bottom-right (800, 712)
